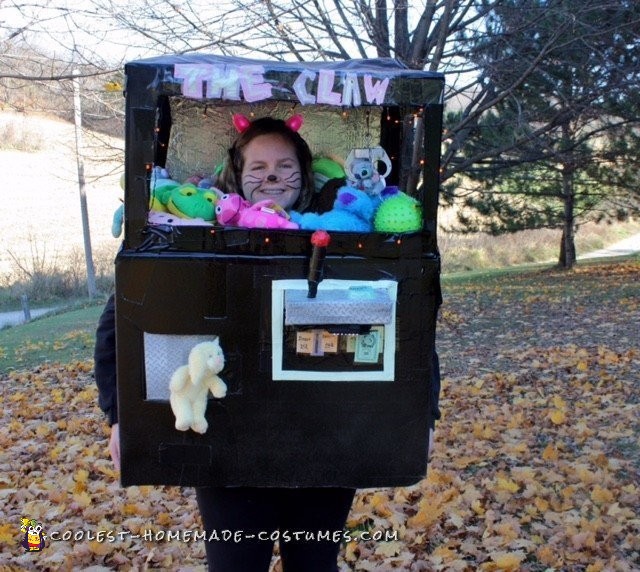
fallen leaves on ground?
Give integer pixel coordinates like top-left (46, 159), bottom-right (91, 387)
top-left (1, 260), bottom-right (638, 571)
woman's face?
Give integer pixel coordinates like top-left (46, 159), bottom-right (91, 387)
top-left (240, 134), bottom-right (302, 210)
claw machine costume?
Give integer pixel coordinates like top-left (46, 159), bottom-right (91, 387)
top-left (116, 54), bottom-right (445, 488)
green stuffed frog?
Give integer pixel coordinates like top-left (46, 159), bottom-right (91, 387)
top-left (165, 184), bottom-right (219, 222)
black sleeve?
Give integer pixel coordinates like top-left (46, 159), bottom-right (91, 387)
top-left (429, 350), bottom-right (441, 430)
top-left (94, 294), bottom-right (118, 426)
top-left (429, 270), bottom-right (442, 430)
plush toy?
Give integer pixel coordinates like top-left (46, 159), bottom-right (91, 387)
top-left (111, 174), bottom-right (126, 238)
top-left (344, 147), bottom-right (392, 197)
top-left (165, 183), bottom-right (219, 222)
top-left (169, 340), bottom-right (227, 434)
top-left (112, 202), bottom-right (124, 238)
top-left (346, 157), bottom-right (387, 196)
top-left (312, 156), bottom-right (346, 193)
top-left (215, 193), bottom-right (299, 229)
top-left (373, 191), bottom-right (423, 233)
top-left (185, 172), bottom-right (215, 189)
top-left (148, 211), bottom-right (213, 226)
top-left (150, 167), bottom-right (180, 212)
top-left (290, 186), bottom-right (376, 232)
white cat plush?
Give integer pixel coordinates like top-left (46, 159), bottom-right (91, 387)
top-left (169, 339), bottom-right (227, 434)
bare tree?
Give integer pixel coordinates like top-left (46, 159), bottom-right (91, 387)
top-left (0, 1), bottom-right (577, 176)
top-left (66, 1), bottom-right (505, 171)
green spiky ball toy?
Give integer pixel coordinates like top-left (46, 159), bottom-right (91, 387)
top-left (374, 192), bottom-right (423, 233)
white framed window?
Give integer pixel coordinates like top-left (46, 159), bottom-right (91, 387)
top-left (271, 279), bottom-right (398, 381)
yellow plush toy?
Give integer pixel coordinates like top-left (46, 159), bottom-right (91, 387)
top-left (169, 339), bottom-right (227, 434)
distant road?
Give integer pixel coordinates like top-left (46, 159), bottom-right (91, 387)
top-left (578, 232), bottom-right (640, 260)
top-left (0, 307), bottom-right (57, 329)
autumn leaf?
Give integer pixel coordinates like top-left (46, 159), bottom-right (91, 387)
top-left (72, 491), bottom-right (92, 508)
top-left (489, 550), bottom-right (525, 570)
top-left (369, 491), bottom-right (394, 518)
top-left (542, 442), bottom-right (559, 460)
top-left (590, 485), bottom-right (615, 505)
top-left (548, 408), bottom-right (566, 424)
top-left (88, 539), bottom-right (113, 556)
top-left (0, 523), bottom-right (15, 544)
top-left (496, 477), bottom-right (519, 494)
top-left (552, 395), bottom-right (567, 409)
top-left (373, 540), bottom-right (403, 557)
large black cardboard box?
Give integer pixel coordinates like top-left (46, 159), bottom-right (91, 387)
top-left (116, 54), bottom-right (444, 488)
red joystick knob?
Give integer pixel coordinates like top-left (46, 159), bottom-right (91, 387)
top-left (311, 229), bottom-right (331, 248)
top-left (308, 231), bottom-right (331, 298)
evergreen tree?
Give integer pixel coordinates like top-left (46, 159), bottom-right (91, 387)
top-left (452, 0), bottom-right (640, 268)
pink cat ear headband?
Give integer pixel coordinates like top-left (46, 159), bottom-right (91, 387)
top-left (232, 113), bottom-right (304, 133)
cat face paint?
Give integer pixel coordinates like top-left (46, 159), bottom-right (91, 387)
top-left (240, 134), bottom-right (302, 210)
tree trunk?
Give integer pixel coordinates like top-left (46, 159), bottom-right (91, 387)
top-left (559, 226), bottom-right (576, 269)
top-left (558, 166), bottom-right (576, 269)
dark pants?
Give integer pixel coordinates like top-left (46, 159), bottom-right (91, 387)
top-left (196, 487), bottom-right (356, 572)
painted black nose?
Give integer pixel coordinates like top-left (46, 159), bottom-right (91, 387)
top-left (267, 174), bottom-right (278, 182)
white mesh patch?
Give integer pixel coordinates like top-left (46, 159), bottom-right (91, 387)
top-left (143, 333), bottom-right (218, 400)
top-left (284, 288), bottom-right (393, 325)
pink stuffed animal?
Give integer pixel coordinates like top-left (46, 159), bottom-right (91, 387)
top-left (215, 194), bottom-right (299, 230)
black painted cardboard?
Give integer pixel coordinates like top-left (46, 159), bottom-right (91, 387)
top-left (116, 54), bottom-right (444, 487)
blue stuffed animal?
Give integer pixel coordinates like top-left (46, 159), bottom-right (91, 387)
top-left (290, 186), bottom-right (375, 232)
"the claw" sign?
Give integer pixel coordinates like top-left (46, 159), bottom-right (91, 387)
top-left (173, 64), bottom-right (391, 106)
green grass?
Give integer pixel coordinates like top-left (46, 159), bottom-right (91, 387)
top-left (441, 255), bottom-right (640, 322)
top-left (0, 302), bottom-right (106, 374)
top-left (441, 251), bottom-right (638, 286)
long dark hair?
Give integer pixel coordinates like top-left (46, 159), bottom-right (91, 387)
top-left (217, 116), bottom-right (315, 212)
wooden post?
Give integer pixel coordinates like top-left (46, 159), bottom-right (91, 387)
top-left (73, 69), bottom-right (98, 299)
top-left (21, 294), bottom-right (31, 322)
